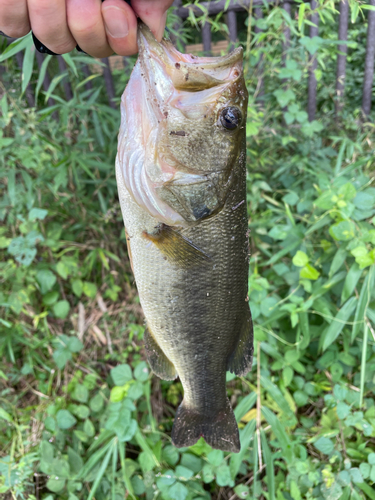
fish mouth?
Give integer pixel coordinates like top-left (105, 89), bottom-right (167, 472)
top-left (137, 21), bottom-right (243, 93)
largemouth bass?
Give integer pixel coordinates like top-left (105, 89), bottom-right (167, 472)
top-left (116, 23), bottom-right (253, 452)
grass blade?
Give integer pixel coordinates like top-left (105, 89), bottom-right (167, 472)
top-left (87, 429), bottom-right (113, 453)
top-left (62, 53), bottom-right (78, 77)
top-left (320, 296), bottom-right (357, 351)
top-left (87, 444), bottom-right (114, 500)
top-left (264, 241), bottom-right (300, 265)
top-left (334, 140), bottom-right (346, 176)
top-left (112, 441), bottom-right (118, 500)
top-left (356, 482), bottom-right (375, 500)
top-left (44, 73), bottom-right (68, 103)
top-left (352, 270), bottom-right (371, 342)
top-left (260, 429), bottom-right (275, 500)
top-left (260, 375), bottom-right (296, 422)
top-left (230, 419), bottom-right (256, 478)
top-left (341, 262), bottom-right (362, 304)
top-left (119, 441), bottom-right (136, 500)
top-left (144, 380), bottom-right (156, 431)
top-left (252, 431), bottom-right (259, 499)
top-left (0, 34), bottom-right (30, 62)
top-left (329, 246), bottom-right (347, 277)
top-left (298, 311), bottom-right (310, 348)
top-left (36, 55), bottom-right (52, 100)
top-left (135, 430), bottom-right (160, 467)
top-left (359, 322), bottom-right (368, 409)
top-left (77, 438), bottom-right (113, 480)
top-left (21, 42), bottom-right (35, 96)
top-left (234, 392), bottom-right (257, 422)
top-left (262, 407), bottom-right (294, 463)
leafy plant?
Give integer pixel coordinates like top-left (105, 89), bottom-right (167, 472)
top-left (1, 1), bottom-right (375, 499)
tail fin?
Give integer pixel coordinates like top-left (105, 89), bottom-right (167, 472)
top-left (171, 398), bottom-right (240, 453)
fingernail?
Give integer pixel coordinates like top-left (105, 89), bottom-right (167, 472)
top-left (103, 7), bottom-right (129, 38)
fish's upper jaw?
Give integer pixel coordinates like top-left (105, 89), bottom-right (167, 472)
top-left (137, 22), bottom-right (244, 93)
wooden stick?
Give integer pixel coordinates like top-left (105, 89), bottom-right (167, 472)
top-left (227, 9), bottom-right (238, 51)
top-left (202, 21), bottom-right (212, 55)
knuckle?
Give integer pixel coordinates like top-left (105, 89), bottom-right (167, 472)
top-left (68, 17), bottom-right (102, 37)
top-left (2, 25), bottom-right (30, 38)
top-left (30, 0), bottom-right (56, 18)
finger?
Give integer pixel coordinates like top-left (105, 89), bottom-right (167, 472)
top-left (0, 0), bottom-right (30, 38)
top-left (102, 0), bottom-right (137, 56)
top-left (67, 0), bottom-right (113, 58)
top-left (132, 0), bottom-right (174, 41)
top-left (28, 0), bottom-right (76, 54)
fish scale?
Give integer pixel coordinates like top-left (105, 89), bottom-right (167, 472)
top-left (116, 22), bottom-right (253, 452)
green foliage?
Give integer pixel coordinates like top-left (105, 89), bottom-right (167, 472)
top-left (1, 1), bottom-right (375, 499)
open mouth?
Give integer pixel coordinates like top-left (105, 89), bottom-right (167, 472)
top-left (137, 21), bottom-right (244, 94)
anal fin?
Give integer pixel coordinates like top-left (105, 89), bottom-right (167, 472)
top-left (145, 327), bottom-right (178, 381)
top-left (142, 224), bottom-right (210, 266)
top-left (227, 305), bottom-right (253, 376)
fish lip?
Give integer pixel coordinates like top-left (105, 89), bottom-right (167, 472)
top-left (137, 21), bottom-right (244, 75)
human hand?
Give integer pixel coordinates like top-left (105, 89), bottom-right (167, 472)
top-left (0, 0), bottom-right (175, 57)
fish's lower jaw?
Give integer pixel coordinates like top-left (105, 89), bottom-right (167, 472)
top-left (171, 399), bottom-right (240, 453)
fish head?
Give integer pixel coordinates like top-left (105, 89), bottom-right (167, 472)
top-left (117, 22), bottom-right (248, 226)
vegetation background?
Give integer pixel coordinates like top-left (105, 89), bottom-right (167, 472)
top-left (1, 0), bottom-right (375, 499)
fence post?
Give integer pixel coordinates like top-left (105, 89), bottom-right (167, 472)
top-left (362, 0), bottom-right (375, 115)
top-left (227, 9), bottom-right (238, 51)
top-left (202, 21), bottom-right (212, 55)
top-left (102, 57), bottom-right (116, 109)
top-left (335, 0), bottom-right (349, 114)
top-left (172, 0), bottom-right (185, 51)
top-left (254, 7), bottom-right (264, 99)
top-left (308, 0), bottom-right (319, 121)
top-left (57, 56), bottom-right (73, 101)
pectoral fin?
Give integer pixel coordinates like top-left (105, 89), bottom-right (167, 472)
top-left (227, 305), bottom-right (253, 376)
top-left (145, 327), bottom-right (178, 381)
top-left (142, 224), bottom-right (210, 266)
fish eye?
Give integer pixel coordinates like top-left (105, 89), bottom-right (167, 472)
top-left (220, 106), bottom-right (242, 130)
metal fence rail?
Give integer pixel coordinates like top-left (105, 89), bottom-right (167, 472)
top-left (1, 0), bottom-right (374, 117)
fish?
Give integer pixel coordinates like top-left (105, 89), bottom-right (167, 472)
top-left (116, 22), bottom-right (253, 453)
